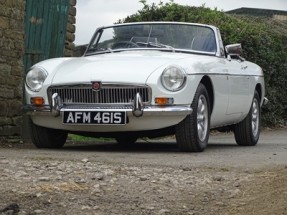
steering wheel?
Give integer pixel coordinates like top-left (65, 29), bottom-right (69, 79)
top-left (112, 41), bottom-right (139, 49)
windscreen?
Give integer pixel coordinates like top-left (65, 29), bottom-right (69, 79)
top-left (86, 23), bottom-right (216, 54)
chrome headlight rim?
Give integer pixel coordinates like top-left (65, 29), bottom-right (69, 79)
top-left (161, 65), bottom-right (187, 92)
top-left (25, 67), bottom-right (48, 92)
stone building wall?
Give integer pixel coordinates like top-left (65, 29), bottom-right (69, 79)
top-left (0, 0), bottom-right (76, 136)
top-left (65, 0), bottom-right (77, 57)
top-left (0, 0), bottom-right (25, 136)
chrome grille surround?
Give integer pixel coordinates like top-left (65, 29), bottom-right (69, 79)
top-left (47, 84), bottom-right (152, 106)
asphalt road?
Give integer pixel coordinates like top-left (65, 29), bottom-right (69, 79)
top-left (2, 129), bottom-right (286, 170)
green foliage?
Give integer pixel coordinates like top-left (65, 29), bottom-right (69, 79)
top-left (68, 134), bottom-right (112, 142)
top-left (118, 1), bottom-right (287, 127)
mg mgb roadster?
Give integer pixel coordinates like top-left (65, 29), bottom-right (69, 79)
top-left (25, 22), bottom-right (267, 152)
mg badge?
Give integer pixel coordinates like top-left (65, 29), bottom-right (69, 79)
top-left (92, 81), bottom-right (102, 91)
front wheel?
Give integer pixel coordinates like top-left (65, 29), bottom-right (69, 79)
top-left (175, 83), bottom-right (210, 152)
top-left (234, 91), bottom-right (261, 146)
top-left (29, 118), bottom-right (67, 148)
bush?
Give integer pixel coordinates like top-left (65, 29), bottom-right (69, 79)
top-left (119, 1), bottom-right (287, 127)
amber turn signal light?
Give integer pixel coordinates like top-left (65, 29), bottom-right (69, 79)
top-left (30, 97), bottom-right (45, 106)
top-left (155, 97), bottom-right (174, 105)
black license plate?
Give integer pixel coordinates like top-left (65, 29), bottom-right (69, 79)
top-left (63, 111), bottom-right (126, 125)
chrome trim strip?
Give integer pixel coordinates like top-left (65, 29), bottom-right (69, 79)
top-left (189, 73), bottom-right (264, 77)
top-left (25, 105), bottom-right (192, 117)
top-left (62, 106), bottom-right (192, 116)
top-left (23, 105), bottom-right (51, 114)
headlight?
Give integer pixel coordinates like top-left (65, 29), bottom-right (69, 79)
top-left (26, 67), bottom-right (48, 92)
top-left (161, 65), bottom-right (186, 91)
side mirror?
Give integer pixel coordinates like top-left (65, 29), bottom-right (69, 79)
top-left (225, 43), bottom-right (244, 61)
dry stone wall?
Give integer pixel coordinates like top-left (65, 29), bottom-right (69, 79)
top-left (0, 0), bottom-right (76, 136)
top-left (65, 0), bottom-right (77, 57)
top-left (0, 0), bottom-right (25, 136)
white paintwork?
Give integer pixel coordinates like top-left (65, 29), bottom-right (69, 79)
top-left (25, 22), bottom-right (266, 133)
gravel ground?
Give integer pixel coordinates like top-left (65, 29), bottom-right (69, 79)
top-left (0, 129), bottom-right (287, 215)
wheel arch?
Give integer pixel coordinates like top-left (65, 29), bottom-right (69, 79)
top-left (255, 83), bottom-right (262, 101)
top-left (200, 76), bottom-right (214, 115)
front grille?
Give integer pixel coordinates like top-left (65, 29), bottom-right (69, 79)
top-left (47, 84), bottom-right (151, 104)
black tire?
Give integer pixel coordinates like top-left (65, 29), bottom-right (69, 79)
top-left (175, 83), bottom-right (210, 152)
top-left (234, 91), bottom-right (261, 146)
top-left (29, 118), bottom-right (67, 148)
top-left (115, 134), bottom-right (138, 145)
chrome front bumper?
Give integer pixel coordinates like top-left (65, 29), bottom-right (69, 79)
top-left (24, 93), bottom-right (192, 117)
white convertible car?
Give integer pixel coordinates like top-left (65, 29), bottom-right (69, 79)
top-left (25, 22), bottom-right (267, 152)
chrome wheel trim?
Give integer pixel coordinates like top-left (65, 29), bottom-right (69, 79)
top-left (197, 95), bottom-right (208, 142)
top-left (251, 98), bottom-right (260, 137)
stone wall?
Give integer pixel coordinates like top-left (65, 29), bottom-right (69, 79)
top-left (0, 0), bottom-right (25, 136)
top-left (65, 0), bottom-right (77, 57)
top-left (0, 0), bottom-right (76, 137)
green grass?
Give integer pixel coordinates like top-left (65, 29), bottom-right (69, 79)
top-left (68, 134), bottom-right (113, 142)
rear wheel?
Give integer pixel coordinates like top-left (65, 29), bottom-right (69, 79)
top-left (29, 118), bottom-right (67, 148)
top-left (234, 91), bottom-right (261, 146)
top-left (175, 83), bottom-right (210, 152)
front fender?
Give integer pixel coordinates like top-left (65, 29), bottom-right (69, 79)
top-left (146, 68), bottom-right (203, 105)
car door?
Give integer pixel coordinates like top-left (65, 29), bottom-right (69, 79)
top-left (226, 59), bottom-right (250, 115)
